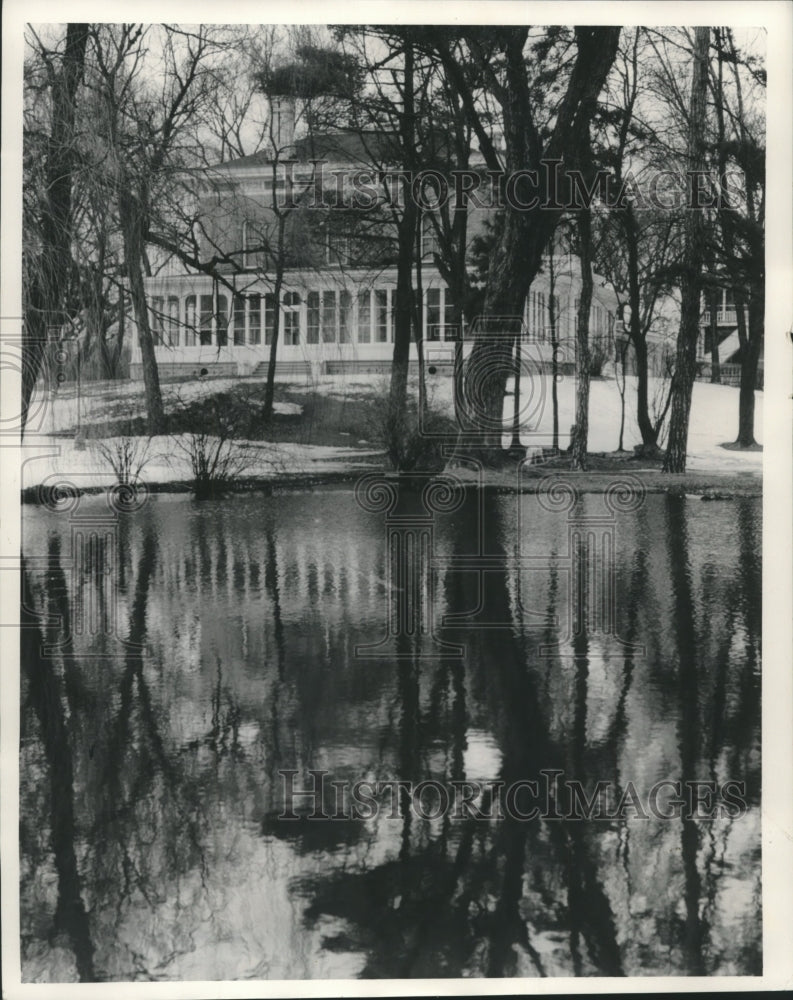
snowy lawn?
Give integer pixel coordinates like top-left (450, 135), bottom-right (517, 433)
top-left (307, 370), bottom-right (762, 475)
top-left (21, 435), bottom-right (384, 492)
top-left (21, 370), bottom-right (762, 490)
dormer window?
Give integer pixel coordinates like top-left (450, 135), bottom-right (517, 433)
top-left (421, 213), bottom-right (441, 260)
top-left (242, 219), bottom-right (267, 271)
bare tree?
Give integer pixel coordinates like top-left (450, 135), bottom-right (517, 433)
top-left (709, 27), bottom-right (765, 446)
top-left (663, 28), bottom-right (710, 473)
top-left (22, 23), bottom-right (89, 429)
top-left (426, 26), bottom-right (620, 458)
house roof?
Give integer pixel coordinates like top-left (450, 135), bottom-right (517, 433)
top-left (214, 130), bottom-right (401, 171)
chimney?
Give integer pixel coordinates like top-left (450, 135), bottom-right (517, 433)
top-left (269, 95), bottom-right (296, 158)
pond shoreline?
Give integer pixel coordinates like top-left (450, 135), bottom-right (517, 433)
top-left (21, 465), bottom-right (762, 504)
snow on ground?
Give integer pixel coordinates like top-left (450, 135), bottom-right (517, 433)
top-left (21, 370), bottom-right (762, 490)
top-left (21, 435), bottom-right (384, 491)
top-left (23, 375), bottom-right (306, 434)
top-left (308, 371), bottom-right (762, 475)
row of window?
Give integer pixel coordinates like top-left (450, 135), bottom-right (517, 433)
top-left (526, 291), bottom-right (558, 341)
top-left (526, 293), bottom-right (615, 342)
top-left (150, 286), bottom-right (459, 348)
top-left (151, 288), bottom-right (612, 348)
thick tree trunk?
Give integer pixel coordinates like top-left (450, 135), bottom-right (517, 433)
top-left (452, 27), bottom-right (620, 460)
top-left (119, 189), bottom-right (165, 435)
top-left (22, 23), bottom-right (89, 430)
top-left (570, 208), bottom-right (593, 470)
top-left (663, 28), bottom-right (710, 474)
top-left (459, 209), bottom-right (541, 455)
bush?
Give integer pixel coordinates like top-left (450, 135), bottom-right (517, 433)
top-left (95, 435), bottom-right (151, 486)
top-left (588, 337), bottom-right (611, 378)
top-left (373, 388), bottom-right (457, 473)
top-left (171, 394), bottom-right (251, 499)
top-left (176, 432), bottom-right (250, 500)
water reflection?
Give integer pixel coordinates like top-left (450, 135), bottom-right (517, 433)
top-left (20, 488), bottom-right (761, 981)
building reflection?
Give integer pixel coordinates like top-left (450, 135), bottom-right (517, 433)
top-left (20, 489), bottom-right (761, 981)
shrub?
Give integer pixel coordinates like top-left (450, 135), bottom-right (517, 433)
top-left (373, 385), bottom-right (456, 473)
top-left (171, 394), bottom-right (251, 499)
top-left (588, 337), bottom-right (611, 378)
top-left (95, 435), bottom-right (152, 486)
top-left (176, 432), bottom-right (250, 500)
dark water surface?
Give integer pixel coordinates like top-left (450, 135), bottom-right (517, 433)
top-left (20, 487), bottom-right (761, 980)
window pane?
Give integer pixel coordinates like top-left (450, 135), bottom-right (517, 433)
top-left (248, 295), bottom-right (261, 345)
top-left (233, 295), bottom-right (246, 345)
top-left (307, 291), bottom-right (320, 344)
top-left (264, 293), bottom-right (275, 345)
top-left (357, 290), bottom-right (370, 343)
top-left (242, 221), bottom-right (250, 269)
top-left (322, 290), bottom-right (336, 343)
top-left (216, 294), bottom-right (228, 347)
top-left (443, 288), bottom-right (458, 341)
top-left (339, 290), bottom-right (351, 343)
top-left (284, 310), bottom-right (300, 346)
top-left (426, 288), bottom-right (441, 341)
top-left (151, 297), bottom-right (164, 344)
top-left (185, 295), bottom-right (197, 346)
top-left (375, 289), bottom-right (388, 343)
top-left (167, 297), bottom-right (179, 346)
top-left (199, 295), bottom-right (213, 346)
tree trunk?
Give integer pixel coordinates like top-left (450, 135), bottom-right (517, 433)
top-left (549, 258), bottom-right (559, 453)
top-left (622, 204), bottom-right (657, 449)
top-left (709, 287), bottom-right (721, 383)
top-left (570, 208), bottom-right (593, 470)
top-left (460, 208), bottom-right (540, 456)
top-left (389, 33), bottom-right (418, 433)
top-left (118, 188), bottom-right (165, 435)
top-left (735, 287), bottom-right (762, 447)
top-left (22, 23), bottom-right (89, 430)
top-left (413, 221), bottom-right (427, 420)
top-left (450, 27), bottom-right (620, 460)
top-left (617, 338), bottom-right (627, 452)
top-left (262, 214), bottom-right (287, 425)
top-left (509, 333), bottom-right (522, 452)
top-left (663, 28), bottom-right (710, 474)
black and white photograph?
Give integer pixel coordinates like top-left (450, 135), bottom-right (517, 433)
top-left (2, 1), bottom-right (791, 994)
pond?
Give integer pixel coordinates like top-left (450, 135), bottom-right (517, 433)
top-left (19, 482), bottom-right (761, 981)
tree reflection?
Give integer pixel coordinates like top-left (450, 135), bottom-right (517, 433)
top-left (20, 488), bottom-right (762, 980)
top-left (21, 556), bottom-right (96, 982)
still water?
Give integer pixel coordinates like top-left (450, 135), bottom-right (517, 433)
top-left (20, 485), bottom-right (761, 981)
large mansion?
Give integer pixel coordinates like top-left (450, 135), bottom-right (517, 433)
top-left (131, 112), bottom-right (621, 381)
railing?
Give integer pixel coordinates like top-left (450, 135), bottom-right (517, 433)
top-left (695, 361), bottom-right (764, 390)
top-left (702, 308), bottom-right (748, 326)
